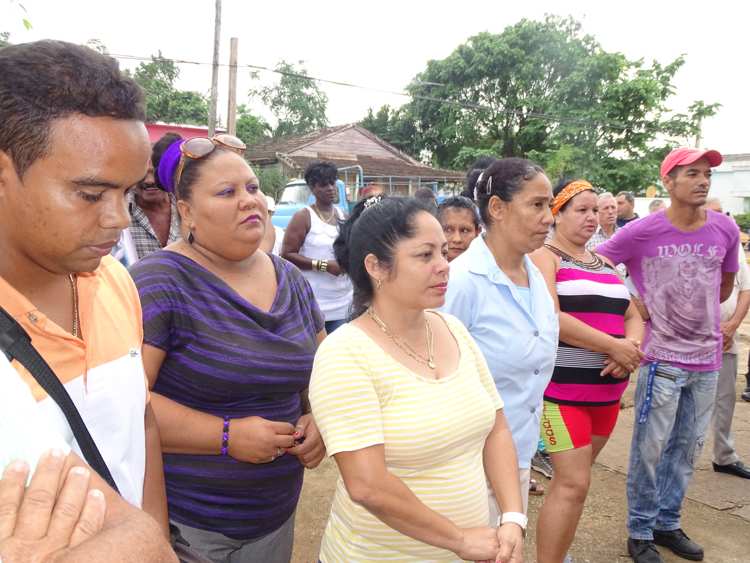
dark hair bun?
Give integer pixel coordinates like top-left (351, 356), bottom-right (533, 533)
top-left (334, 196), bottom-right (429, 317)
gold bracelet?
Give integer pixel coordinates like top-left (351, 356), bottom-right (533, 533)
top-left (311, 259), bottom-right (319, 271)
top-left (319, 259), bottom-right (328, 272)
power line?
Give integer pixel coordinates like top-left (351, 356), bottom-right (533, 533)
top-left (108, 51), bottom-right (637, 132)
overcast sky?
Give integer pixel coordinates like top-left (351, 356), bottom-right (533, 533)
top-left (2, 0), bottom-right (746, 154)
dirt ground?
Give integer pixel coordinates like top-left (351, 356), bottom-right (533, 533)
top-left (291, 322), bottom-right (750, 563)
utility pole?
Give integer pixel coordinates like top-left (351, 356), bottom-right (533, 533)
top-left (226, 37), bottom-right (239, 136)
top-left (694, 117), bottom-right (703, 148)
top-left (207, 0), bottom-right (221, 136)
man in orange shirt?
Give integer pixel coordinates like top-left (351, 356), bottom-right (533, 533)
top-left (0, 40), bottom-right (174, 561)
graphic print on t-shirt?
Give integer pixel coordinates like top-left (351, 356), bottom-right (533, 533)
top-left (642, 242), bottom-right (724, 366)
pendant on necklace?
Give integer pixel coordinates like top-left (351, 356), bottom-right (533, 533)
top-left (428, 360), bottom-right (436, 369)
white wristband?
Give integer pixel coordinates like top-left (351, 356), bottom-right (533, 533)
top-left (497, 511), bottom-right (528, 530)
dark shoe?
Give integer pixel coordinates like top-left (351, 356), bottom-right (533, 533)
top-left (741, 388), bottom-right (750, 402)
top-left (713, 460), bottom-right (750, 479)
top-left (627, 538), bottom-right (664, 563)
top-left (653, 529), bottom-right (703, 561)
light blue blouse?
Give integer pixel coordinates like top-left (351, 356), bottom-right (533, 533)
top-left (441, 236), bottom-right (559, 468)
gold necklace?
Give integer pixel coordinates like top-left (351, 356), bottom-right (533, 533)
top-left (312, 204), bottom-right (335, 224)
top-left (367, 307), bottom-right (436, 369)
top-left (68, 274), bottom-right (80, 338)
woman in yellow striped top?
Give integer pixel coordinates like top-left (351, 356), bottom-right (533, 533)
top-left (310, 196), bottom-right (525, 562)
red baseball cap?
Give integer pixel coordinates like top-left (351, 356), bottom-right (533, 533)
top-left (660, 147), bottom-right (723, 178)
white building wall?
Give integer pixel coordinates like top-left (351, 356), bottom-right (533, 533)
top-left (709, 154), bottom-right (750, 215)
top-left (632, 154), bottom-right (750, 216)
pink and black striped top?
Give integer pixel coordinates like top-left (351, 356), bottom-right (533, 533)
top-left (545, 254), bottom-right (631, 406)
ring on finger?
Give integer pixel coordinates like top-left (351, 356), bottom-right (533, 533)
top-left (276, 447), bottom-right (283, 458)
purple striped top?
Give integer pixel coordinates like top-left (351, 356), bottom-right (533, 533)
top-left (130, 251), bottom-right (324, 540)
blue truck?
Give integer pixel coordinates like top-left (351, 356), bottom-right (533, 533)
top-left (271, 178), bottom-right (354, 230)
top-left (270, 167), bottom-right (446, 230)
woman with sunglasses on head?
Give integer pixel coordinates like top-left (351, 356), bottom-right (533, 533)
top-left (441, 158), bottom-right (558, 525)
top-left (530, 179), bottom-right (643, 563)
top-left (129, 135), bottom-right (327, 563)
top-left (437, 196), bottom-right (482, 262)
top-left (310, 196), bottom-right (525, 563)
top-left (282, 161), bottom-right (353, 334)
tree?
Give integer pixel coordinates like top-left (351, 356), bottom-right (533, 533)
top-left (235, 105), bottom-right (271, 146)
top-left (133, 53), bottom-right (209, 125)
top-left (256, 166), bottom-right (288, 201)
top-left (5, 1), bottom-right (31, 30)
top-left (0, 31), bottom-right (9, 48)
top-left (387, 16), bottom-right (718, 192)
top-left (85, 38), bottom-right (108, 54)
top-left (251, 60), bottom-right (328, 137)
top-left (359, 105), bottom-right (421, 158)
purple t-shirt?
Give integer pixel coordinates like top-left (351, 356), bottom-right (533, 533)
top-left (597, 210), bottom-right (739, 372)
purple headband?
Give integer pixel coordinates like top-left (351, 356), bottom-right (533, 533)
top-left (156, 139), bottom-right (184, 194)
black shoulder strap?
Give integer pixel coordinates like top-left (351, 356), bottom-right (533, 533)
top-left (0, 306), bottom-right (120, 494)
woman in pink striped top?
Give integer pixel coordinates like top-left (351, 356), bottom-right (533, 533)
top-left (531, 179), bottom-right (644, 563)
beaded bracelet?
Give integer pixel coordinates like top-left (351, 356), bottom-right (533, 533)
top-left (221, 416), bottom-right (230, 456)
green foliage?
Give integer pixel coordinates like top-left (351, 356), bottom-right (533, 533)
top-left (733, 214), bottom-right (750, 233)
top-left (359, 105), bottom-right (421, 157)
top-left (85, 38), bottom-right (108, 54)
top-left (0, 31), bottom-right (9, 48)
top-left (378, 15), bottom-right (718, 193)
top-left (451, 146), bottom-right (500, 171)
top-left (256, 166), bottom-right (288, 201)
top-left (235, 105), bottom-right (271, 146)
top-left (251, 61), bottom-right (328, 138)
top-left (133, 53), bottom-right (209, 125)
top-left (8, 1), bottom-right (31, 29)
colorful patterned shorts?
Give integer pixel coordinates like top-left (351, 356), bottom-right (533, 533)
top-left (540, 401), bottom-right (620, 453)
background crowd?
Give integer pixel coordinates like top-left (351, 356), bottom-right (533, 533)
top-left (0, 39), bottom-right (746, 563)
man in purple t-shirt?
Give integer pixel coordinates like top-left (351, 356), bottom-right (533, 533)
top-left (597, 148), bottom-right (739, 563)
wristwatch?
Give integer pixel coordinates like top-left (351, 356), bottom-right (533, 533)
top-left (498, 512), bottom-right (528, 537)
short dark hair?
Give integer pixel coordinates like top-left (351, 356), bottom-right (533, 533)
top-left (334, 196), bottom-right (431, 317)
top-left (0, 40), bottom-right (145, 177)
top-left (616, 191), bottom-right (635, 203)
top-left (461, 156), bottom-right (497, 200)
top-left (438, 196), bottom-right (481, 230)
top-left (475, 158), bottom-right (545, 225)
top-left (414, 187), bottom-right (436, 200)
top-left (304, 161), bottom-right (337, 188)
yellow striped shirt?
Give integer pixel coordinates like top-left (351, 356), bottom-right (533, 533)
top-left (310, 312), bottom-right (503, 562)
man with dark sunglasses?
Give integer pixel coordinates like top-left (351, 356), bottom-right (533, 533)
top-left (0, 40), bottom-right (175, 561)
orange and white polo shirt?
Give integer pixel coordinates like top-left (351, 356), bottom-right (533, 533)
top-left (0, 256), bottom-right (148, 507)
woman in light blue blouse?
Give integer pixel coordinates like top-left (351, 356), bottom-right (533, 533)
top-left (442, 157), bottom-right (559, 521)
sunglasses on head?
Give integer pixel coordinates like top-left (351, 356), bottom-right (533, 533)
top-left (174, 134), bottom-right (247, 188)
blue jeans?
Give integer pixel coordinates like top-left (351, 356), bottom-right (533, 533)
top-left (627, 364), bottom-right (718, 540)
